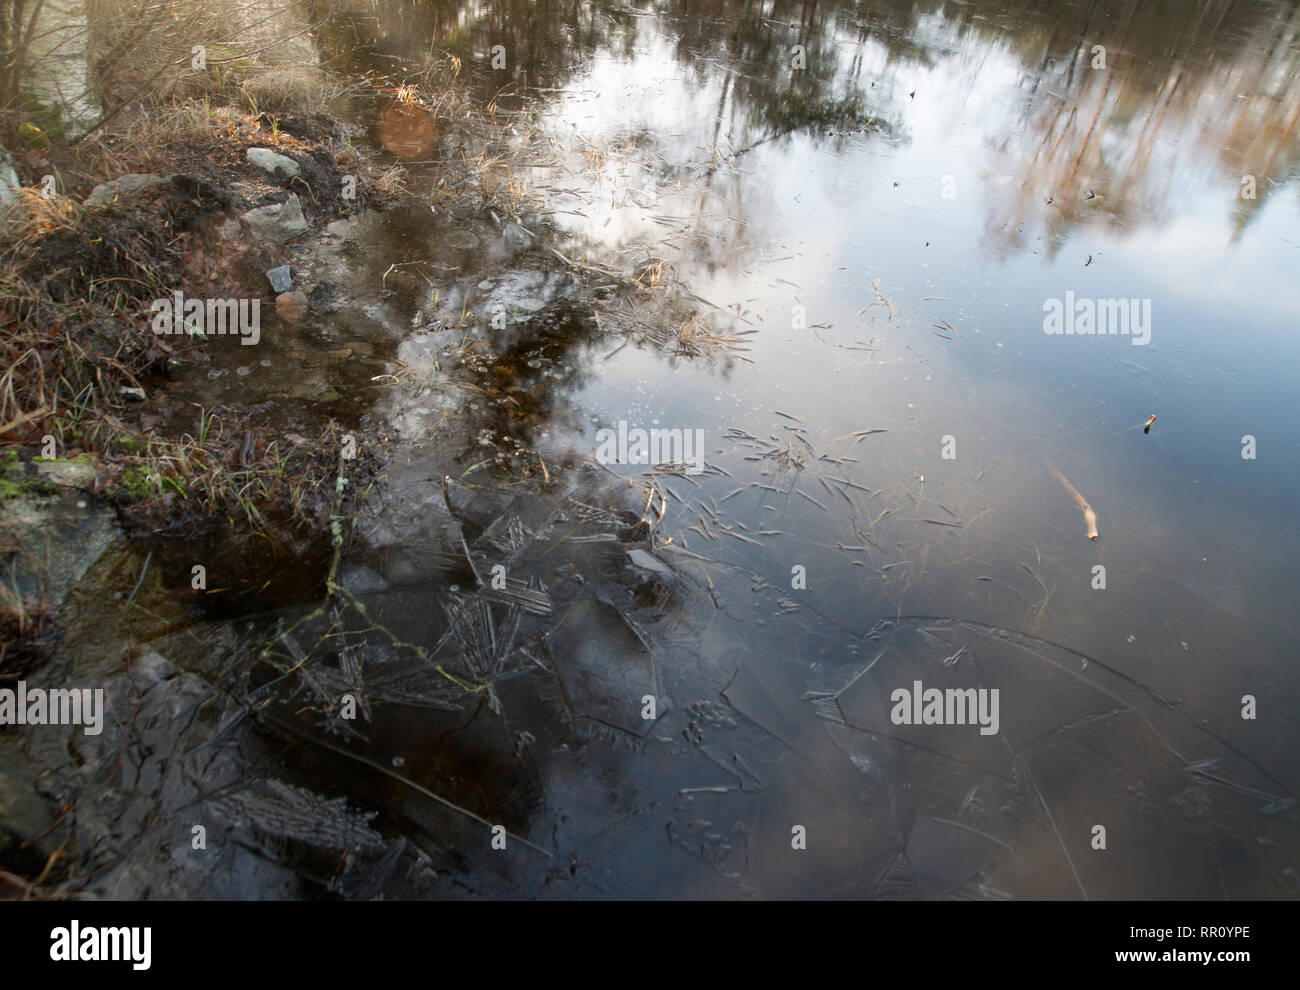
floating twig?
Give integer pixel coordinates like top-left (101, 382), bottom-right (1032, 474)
top-left (1043, 458), bottom-right (1099, 540)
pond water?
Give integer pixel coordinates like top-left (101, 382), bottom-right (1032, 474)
top-left (182, 0), bottom-right (1299, 898)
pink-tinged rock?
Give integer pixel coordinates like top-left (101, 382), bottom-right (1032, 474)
top-left (275, 290), bottom-right (310, 324)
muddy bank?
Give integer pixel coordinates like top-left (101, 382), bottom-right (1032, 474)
top-left (1, 71), bottom-right (425, 890)
top-left (1, 102), bottom-right (396, 648)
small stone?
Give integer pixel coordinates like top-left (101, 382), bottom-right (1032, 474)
top-left (276, 290), bottom-right (310, 324)
top-left (265, 264), bottom-right (293, 293)
top-left (246, 147), bottom-right (301, 179)
top-left (84, 173), bottom-right (168, 206)
top-left (308, 281), bottom-right (341, 313)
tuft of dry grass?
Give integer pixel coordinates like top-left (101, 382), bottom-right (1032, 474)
top-left (373, 165), bottom-right (409, 197)
top-left (239, 66), bottom-right (348, 115)
top-left (0, 186), bottom-right (84, 247)
top-left (101, 410), bottom-right (343, 532)
top-left (584, 256), bottom-right (753, 359)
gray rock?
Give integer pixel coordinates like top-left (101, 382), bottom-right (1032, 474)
top-left (33, 458), bottom-right (97, 488)
top-left (0, 147), bottom-right (20, 207)
top-left (240, 193), bottom-right (309, 242)
top-left (84, 173), bottom-right (168, 206)
top-left (0, 748), bottom-right (60, 866)
top-left (246, 147), bottom-right (301, 179)
top-left (308, 281), bottom-right (341, 313)
top-left (0, 495), bottom-right (115, 609)
top-left (265, 264), bottom-right (293, 292)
